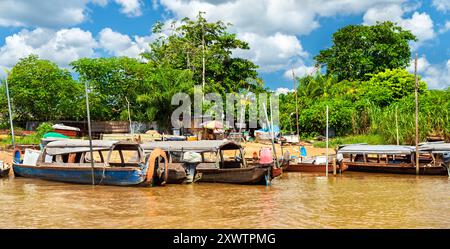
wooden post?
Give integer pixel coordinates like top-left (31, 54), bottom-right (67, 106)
top-left (326, 105), bottom-right (329, 177)
top-left (333, 158), bottom-right (336, 176)
top-left (414, 53), bottom-right (419, 175)
top-left (395, 105), bottom-right (399, 145)
top-left (4, 74), bottom-right (15, 151)
top-left (291, 68), bottom-right (299, 140)
top-left (125, 97), bottom-right (133, 138)
top-left (84, 80), bottom-right (95, 185)
top-left (263, 101), bottom-right (279, 168)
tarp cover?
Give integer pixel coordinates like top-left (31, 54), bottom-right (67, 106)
top-left (45, 139), bottom-right (118, 155)
top-left (338, 145), bottom-right (416, 155)
top-left (419, 143), bottom-right (450, 152)
top-left (141, 140), bottom-right (240, 153)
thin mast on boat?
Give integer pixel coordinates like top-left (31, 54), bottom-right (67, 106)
top-left (414, 53), bottom-right (420, 175)
top-left (84, 80), bottom-right (95, 185)
top-left (326, 105), bottom-right (329, 176)
top-left (4, 70), bottom-right (15, 155)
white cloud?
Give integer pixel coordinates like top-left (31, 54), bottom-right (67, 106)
top-left (275, 87), bottom-right (293, 95)
top-left (283, 64), bottom-right (317, 79)
top-left (432, 0), bottom-right (450, 12)
top-left (114, 0), bottom-right (143, 17)
top-left (0, 27), bottom-right (156, 74)
top-left (439, 21), bottom-right (450, 33)
top-left (407, 56), bottom-right (450, 89)
top-left (0, 0), bottom-right (143, 28)
top-left (233, 32), bottom-right (307, 72)
top-left (363, 4), bottom-right (436, 45)
top-left (98, 28), bottom-right (153, 58)
top-left (0, 28), bottom-right (97, 69)
top-left (157, 0), bottom-right (408, 73)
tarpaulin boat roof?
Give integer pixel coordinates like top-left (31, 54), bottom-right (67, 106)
top-left (141, 140), bottom-right (241, 153)
top-left (52, 124), bottom-right (80, 131)
top-left (45, 139), bottom-right (126, 155)
top-left (419, 143), bottom-right (450, 152)
top-left (337, 145), bottom-right (416, 155)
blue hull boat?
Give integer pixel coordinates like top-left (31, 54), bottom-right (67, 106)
top-left (13, 140), bottom-right (169, 187)
top-left (13, 164), bottom-right (145, 186)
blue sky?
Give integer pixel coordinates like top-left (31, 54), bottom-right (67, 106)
top-left (0, 0), bottom-right (449, 91)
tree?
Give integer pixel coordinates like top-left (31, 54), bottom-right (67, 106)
top-left (315, 21), bottom-right (417, 81)
top-left (71, 57), bottom-right (195, 129)
top-left (7, 55), bottom-right (83, 122)
top-left (71, 57), bottom-right (148, 121)
top-left (142, 12), bottom-right (265, 95)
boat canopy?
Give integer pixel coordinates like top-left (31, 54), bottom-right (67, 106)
top-left (338, 145), bottom-right (416, 155)
top-left (45, 139), bottom-right (127, 155)
top-left (419, 143), bottom-right (450, 152)
top-left (141, 140), bottom-right (241, 153)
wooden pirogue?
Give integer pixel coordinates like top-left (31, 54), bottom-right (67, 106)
top-left (13, 139), bottom-right (168, 186)
top-left (141, 140), bottom-right (282, 185)
top-left (336, 143), bottom-right (450, 175)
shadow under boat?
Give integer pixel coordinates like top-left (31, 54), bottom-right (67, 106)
top-left (141, 140), bottom-right (282, 185)
top-left (12, 139), bottom-right (168, 186)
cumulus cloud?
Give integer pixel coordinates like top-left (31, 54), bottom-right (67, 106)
top-left (275, 87), bottom-right (294, 95)
top-left (114, 0), bottom-right (144, 17)
top-left (407, 56), bottom-right (450, 89)
top-left (439, 21), bottom-right (450, 33)
top-left (0, 28), bottom-right (97, 69)
top-left (283, 64), bottom-right (317, 79)
top-left (98, 28), bottom-right (153, 57)
top-left (432, 0), bottom-right (450, 12)
top-left (363, 4), bottom-right (436, 45)
top-left (0, 0), bottom-right (143, 28)
top-left (233, 32), bottom-right (307, 72)
top-left (0, 27), bottom-right (155, 73)
top-left (157, 0), bottom-right (409, 74)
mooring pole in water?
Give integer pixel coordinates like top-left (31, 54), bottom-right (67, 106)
top-left (291, 68), bottom-right (299, 141)
top-left (84, 80), bottom-right (95, 185)
top-left (395, 105), bottom-right (399, 145)
top-left (326, 105), bottom-right (329, 177)
top-left (263, 101), bottom-right (279, 168)
top-left (414, 53), bottom-right (419, 175)
top-left (4, 73), bottom-right (15, 151)
top-left (125, 97), bottom-right (133, 137)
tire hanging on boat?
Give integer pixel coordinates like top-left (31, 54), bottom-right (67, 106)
top-left (144, 148), bottom-right (169, 186)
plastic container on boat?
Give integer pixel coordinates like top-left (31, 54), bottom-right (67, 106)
top-left (259, 147), bottom-right (273, 164)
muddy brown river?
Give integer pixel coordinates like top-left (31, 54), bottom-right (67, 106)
top-left (0, 172), bottom-right (449, 228)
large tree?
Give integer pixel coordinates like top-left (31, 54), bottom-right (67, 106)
top-left (142, 12), bottom-right (265, 95)
top-left (7, 55), bottom-right (83, 122)
top-left (315, 21), bottom-right (416, 81)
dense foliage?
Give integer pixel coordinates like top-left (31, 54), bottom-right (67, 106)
top-left (315, 22), bottom-right (416, 81)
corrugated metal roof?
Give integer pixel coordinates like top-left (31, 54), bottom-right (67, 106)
top-left (46, 139), bottom-right (118, 148)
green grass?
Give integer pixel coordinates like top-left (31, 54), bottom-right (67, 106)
top-left (0, 135), bottom-right (42, 147)
top-left (313, 134), bottom-right (385, 148)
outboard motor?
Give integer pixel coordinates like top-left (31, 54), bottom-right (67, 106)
top-left (182, 151), bottom-right (202, 183)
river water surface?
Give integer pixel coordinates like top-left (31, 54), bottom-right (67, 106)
top-left (0, 172), bottom-right (449, 228)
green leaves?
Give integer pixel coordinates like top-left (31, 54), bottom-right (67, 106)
top-left (315, 21), bottom-right (416, 81)
top-left (6, 55), bottom-right (83, 122)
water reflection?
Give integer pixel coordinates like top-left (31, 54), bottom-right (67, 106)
top-left (0, 172), bottom-right (449, 228)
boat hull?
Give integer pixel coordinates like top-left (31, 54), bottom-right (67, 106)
top-left (0, 168), bottom-right (10, 177)
top-left (342, 162), bottom-right (448, 175)
top-left (196, 166), bottom-right (271, 185)
top-left (13, 164), bottom-right (145, 186)
top-left (285, 163), bottom-right (344, 173)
